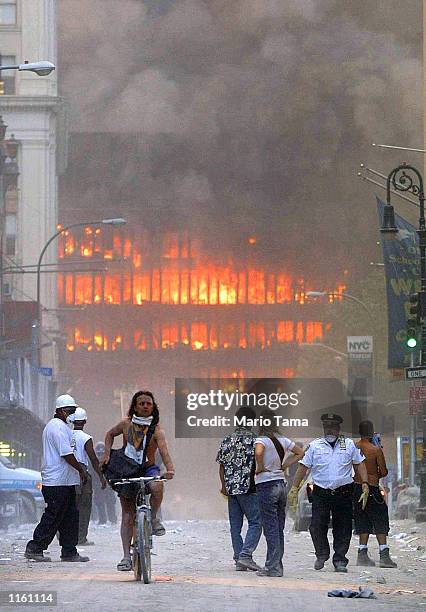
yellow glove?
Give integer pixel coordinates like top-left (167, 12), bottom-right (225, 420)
top-left (358, 483), bottom-right (369, 510)
top-left (287, 484), bottom-right (301, 514)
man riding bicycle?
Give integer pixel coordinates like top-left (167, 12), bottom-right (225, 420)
top-left (102, 390), bottom-right (174, 571)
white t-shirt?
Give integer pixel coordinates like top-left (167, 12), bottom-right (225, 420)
top-left (41, 418), bottom-right (80, 486)
top-left (72, 429), bottom-right (92, 466)
top-left (255, 435), bottom-right (295, 484)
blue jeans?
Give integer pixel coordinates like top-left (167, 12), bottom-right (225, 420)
top-left (228, 493), bottom-right (262, 561)
top-left (257, 479), bottom-right (287, 575)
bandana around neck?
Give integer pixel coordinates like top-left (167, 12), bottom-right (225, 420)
top-left (132, 415), bottom-right (153, 426)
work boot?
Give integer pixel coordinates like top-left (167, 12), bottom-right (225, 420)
top-left (314, 558), bottom-right (326, 570)
top-left (235, 562), bottom-right (247, 571)
top-left (24, 550), bottom-right (51, 562)
top-left (237, 557), bottom-right (262, 571)
top-left (357, 548), bottom-right (376, 567)
top-left (61, 553), bottom-right (90, 562)
top-left (379, 548), bottom-right (397, 568)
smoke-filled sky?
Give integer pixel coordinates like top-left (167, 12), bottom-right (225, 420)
top-left (58, 0), bottom-right (422, 274)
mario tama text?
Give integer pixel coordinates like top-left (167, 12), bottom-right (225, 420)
top-left (175, 378), bottom-right (350, 438)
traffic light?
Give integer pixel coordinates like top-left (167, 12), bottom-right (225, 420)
top-left (406, 292), bottom-right (420, 348)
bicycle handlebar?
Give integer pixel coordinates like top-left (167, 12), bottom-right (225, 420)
top-left (111, 476), bottom-right (168, 485)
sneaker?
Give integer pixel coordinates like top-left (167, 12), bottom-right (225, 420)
top-left (152, 517), bottom-right (166, 536)
top-left (117, 557), bottom-right (132, 571)
top-left (24, 550), bottom-right (51, 562)
top-left (61, 554), bottom-right (90, 562)
top-left (334, 563), bottom-right (348, 573)
top-left (237, 557), bottom-right (261, 571)
top-left (379, 548), bottom-right (397, 568)
top-left (357, 548), bottom-right (375, 567)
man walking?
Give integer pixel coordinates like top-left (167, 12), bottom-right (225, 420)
top-left (354, 420), bottom-right (397, 568)
top-left (25, 395), bottom-right (89, 563)
top-left (69, 407), bottom-right (107, 545)
top-left (92, 442), bottom-right (117, 525)
top-left (288, 413), bottom-right (369, 573)
top-left (216, 406), bottom-right (262, 571)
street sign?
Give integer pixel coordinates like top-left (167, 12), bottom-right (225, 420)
top-left (38, 367), bottom-right (53, 377)
top-left (347, 336), bottom-right (373, 355)
top-left (405, 367), bottom-right (426, 380)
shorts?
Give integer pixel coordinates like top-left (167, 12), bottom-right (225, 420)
top-left (117, 464), bottom-right (161, 501)
top-left (353, 484), bottom-right (389, 535)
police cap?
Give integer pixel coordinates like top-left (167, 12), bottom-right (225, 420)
top-left (321, 413), bottom-right (343, 424)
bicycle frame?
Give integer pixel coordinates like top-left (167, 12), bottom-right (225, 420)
top-left (112, 476), bottom-right (166, 583)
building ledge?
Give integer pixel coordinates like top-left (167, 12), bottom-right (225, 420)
top-left (0, 95), bottom-right (65, 113)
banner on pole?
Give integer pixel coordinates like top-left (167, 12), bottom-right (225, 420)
top-left (377, 197), bottom-right (419, 369)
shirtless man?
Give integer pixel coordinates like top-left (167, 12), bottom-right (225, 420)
top-left (102, 390), bottom-right (174, 571)
top-left (354, 420), bottom-right (396, 568)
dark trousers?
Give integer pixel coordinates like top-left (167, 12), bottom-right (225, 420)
top-left (75, 470), bottom-right (92, 543)
top-left (26, 486), bottom-right (79, 558)
top-left (257, 480), bottom-right (287, 575)
top-left (310, 484), bottom-right (353, 567)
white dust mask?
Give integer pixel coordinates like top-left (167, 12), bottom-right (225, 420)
top-left (132, 415), bottom-right (153, 426)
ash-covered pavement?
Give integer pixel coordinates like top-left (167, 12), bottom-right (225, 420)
top-left (1, 518), bottom-right (425, 611)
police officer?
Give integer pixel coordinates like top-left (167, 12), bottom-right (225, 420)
top-left (288, 413), bottom-right (369, 573)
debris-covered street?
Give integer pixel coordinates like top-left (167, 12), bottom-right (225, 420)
top-left (1, 518), bottom-right (425, 611)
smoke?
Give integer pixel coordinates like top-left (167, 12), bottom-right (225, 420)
top-left (58, 0), bottom-right (422, 271)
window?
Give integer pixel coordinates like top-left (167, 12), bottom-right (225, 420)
top-left (0, 54), bottom-right (15, 94)
top-left (5, 213), bottom-right (16, 256)
top-left (0, 1), bottom-right (16, 25)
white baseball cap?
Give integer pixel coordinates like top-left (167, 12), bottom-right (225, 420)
top-left (55, 394), bottom-right (78, 410)
top-left (68, 407), bottom-right (87, 422)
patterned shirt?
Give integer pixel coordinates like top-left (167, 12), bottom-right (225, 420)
top-left (216, 428), bottom-right (256, 495)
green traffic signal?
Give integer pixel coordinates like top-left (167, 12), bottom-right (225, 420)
top-left (407, 335), bottom-right (417, 349)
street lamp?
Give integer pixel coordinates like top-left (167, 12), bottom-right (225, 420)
top-left (33, 218), bottom-right (126, 367)
top-left (0, 61), bottom-right (55, 76)
top-left (306, 291), bottom-right (374, 324)
top-left (379, 162), bottom-right (426, 522)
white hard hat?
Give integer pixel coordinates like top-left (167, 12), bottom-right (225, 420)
top-left (68, 407), bottom-right (87, 422)
top-left (55, 394), bottom-right (78, 410)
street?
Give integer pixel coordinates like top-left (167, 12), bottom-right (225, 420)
top-left (1, 517), bottom-right (425, 611)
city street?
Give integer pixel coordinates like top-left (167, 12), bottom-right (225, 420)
top-left (1, 517), bottom-right (425, 611)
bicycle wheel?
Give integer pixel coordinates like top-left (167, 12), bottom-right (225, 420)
top-left (137, 510), bottom-right (152, 583)
top-left (132, 524), bottom-right (141, 581)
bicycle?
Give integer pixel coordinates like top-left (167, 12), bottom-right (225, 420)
top-left (112, 476), bottom-right (166, 583)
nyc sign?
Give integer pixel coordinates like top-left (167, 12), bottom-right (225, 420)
top-left (347, 336), bottom-right (373, 354)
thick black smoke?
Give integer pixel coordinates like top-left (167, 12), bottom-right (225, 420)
top-left (58, 0), bottom-right (422, 274)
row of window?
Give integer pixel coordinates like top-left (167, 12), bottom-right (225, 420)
top-left (65, 320), bottom-right (324, 352)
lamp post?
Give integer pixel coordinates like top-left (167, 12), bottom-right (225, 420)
top-left (33, 218), bottom-right (126, 367)
top-left (306, 291), bottom-right (374, 324)
top-left (379, 163), bottom-right (426, 522)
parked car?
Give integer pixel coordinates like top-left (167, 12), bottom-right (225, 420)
top-left (0, 456), bottom-right (44, 525)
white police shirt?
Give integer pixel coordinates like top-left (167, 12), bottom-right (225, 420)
top-left (299, 436), bottom-right (364, 490)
